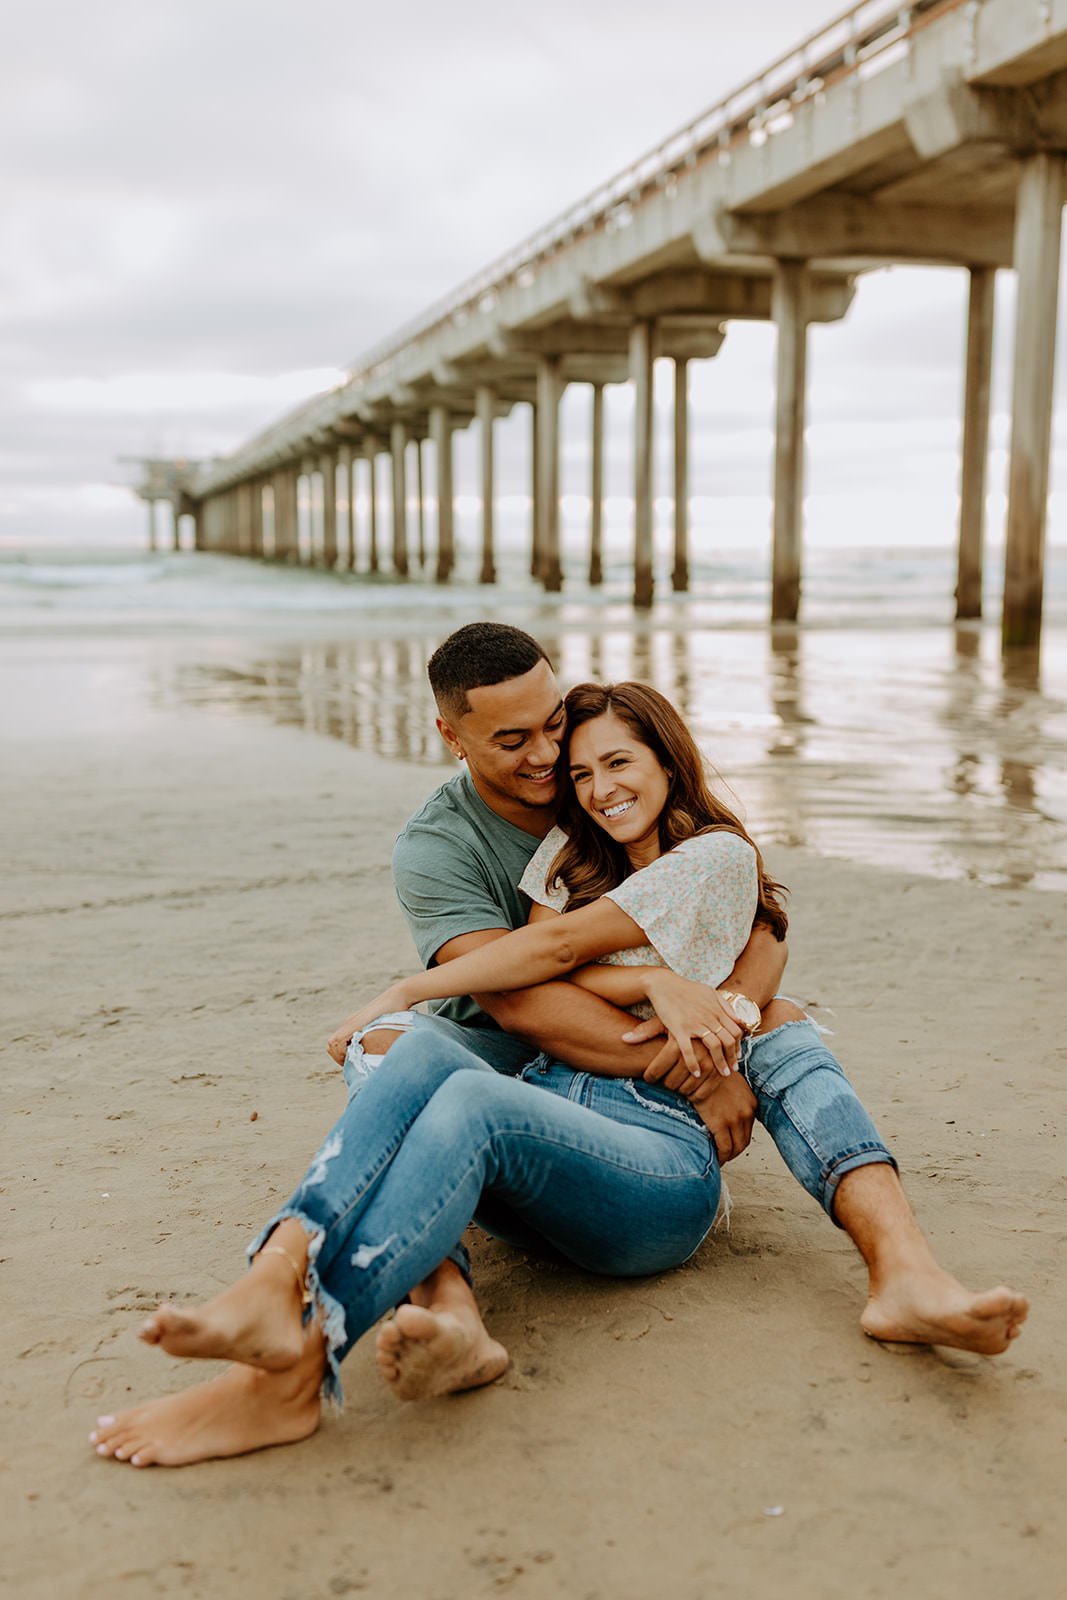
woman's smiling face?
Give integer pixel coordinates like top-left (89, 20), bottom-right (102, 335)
top-left (567, 710), bottom-right (672, 868)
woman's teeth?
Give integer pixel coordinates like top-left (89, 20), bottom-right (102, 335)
top-left (603, 799), bottom-right (636, 818)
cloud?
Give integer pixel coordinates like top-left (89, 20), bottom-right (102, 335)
top-left (5, 0), bottom-right (1067, 548)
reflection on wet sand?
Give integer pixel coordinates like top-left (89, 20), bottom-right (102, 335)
top-left (160, 619), bottom-right (1067, 892)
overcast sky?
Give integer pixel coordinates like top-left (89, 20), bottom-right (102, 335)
top-left (5, 0), bottom-right (1066, 550)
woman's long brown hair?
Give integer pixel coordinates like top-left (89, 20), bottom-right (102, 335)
top-left (550, 681), bottom-right (788, 939)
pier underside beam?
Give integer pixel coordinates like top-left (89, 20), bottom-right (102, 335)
top-left (771, 261), bottom-right (810, 624)
top-left (430, 406), bottom-right (454, 582)
top-left (1004, 152), bottom-right (1066, 650)
top-left (390, 423), bottom-right (408, 576)
top-left (631, 319), bottom-right (655, 611)
top-left (476, 385), bottom-right (496, 585)
top-left (956, 267), bottom-right (996, 620)
top-left (535, 357), bottom-right (563, 592)
top-left (716, 197), bottom-right (1015, 269)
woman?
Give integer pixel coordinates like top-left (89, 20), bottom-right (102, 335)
top-left (90, 684), bottom-right (1025, 1468)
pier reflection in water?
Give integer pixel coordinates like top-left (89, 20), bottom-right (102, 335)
top-left (163, 619), bottom-right (1067, 892)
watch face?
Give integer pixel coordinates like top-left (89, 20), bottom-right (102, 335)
top-left (727, 994), bottom-right (761, 1030)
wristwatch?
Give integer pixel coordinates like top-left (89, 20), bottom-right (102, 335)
top-left (720, 991), bottom-right (761, 1032)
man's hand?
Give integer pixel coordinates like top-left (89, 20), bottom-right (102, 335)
top-left (687, 1072), bottom-right (757, 1165)
top-left (629, 1022), bottom-right (755, 1163)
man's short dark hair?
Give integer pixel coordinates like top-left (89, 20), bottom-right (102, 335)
top-left (428, 623), bottom-right (552, 721)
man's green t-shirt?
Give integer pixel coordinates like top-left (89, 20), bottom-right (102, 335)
top-left (392, 770), bottom-right (544, 1028)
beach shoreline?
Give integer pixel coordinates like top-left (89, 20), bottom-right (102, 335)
top-left (3, 545), bottom-right (1066, 892)
top-left (2, 663), bottom-right (1064, 1597)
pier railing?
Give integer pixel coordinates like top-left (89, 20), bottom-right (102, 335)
top-left (346, 0), bottom-right (970, 385)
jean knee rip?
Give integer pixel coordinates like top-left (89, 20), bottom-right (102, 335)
top-left (247, 1211), bottom-right (348, 1407)
top-left (343, 1010), bottom-right (419, 1098)
top-left (350, 1235), bottom-right (397, 1269)
top-left (742, 1021), bottom-right (842, 1097)
top-left (305, 1131), bottom-right (343, 1186)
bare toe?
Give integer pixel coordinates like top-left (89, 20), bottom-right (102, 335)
top-left (862, 1271), bottom-right (1027, 1356)
top-left (87, 1354), bottom-right (323, 1467)
top-left (140, 1304), bottom-right (192, 1347)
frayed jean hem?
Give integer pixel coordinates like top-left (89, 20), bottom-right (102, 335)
top-left (822, 1147), bottom-right (898, 1226)
top-left (247, 1209), bottom-right (348, 1408)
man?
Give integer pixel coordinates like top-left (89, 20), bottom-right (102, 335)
top-left (333, 623), bottom-right (1025, 1401)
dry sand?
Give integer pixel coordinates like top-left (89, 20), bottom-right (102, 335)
top-left (2, 700), bottom-right (1065, 1600)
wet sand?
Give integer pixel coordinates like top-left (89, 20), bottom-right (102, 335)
top-left (2, 671), bottom-right (1065, 1599)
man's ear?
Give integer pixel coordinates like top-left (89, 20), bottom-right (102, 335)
top-left (436, 715), bottom-right (465, 762)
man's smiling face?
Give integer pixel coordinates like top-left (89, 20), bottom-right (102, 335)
top-left (436, 659), bottom-right (566, 833)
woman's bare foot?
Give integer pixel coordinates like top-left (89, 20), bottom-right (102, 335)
top-left (376, 1303), bottom-right (509, 1401)
top-left (861, 1267), bottom-right (1029, 1355)
top-left (140, 1230), bottom-right (309, 1371)
top-left (89, 1333), bottom-right (324, 1467)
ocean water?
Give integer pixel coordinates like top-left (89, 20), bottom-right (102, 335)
top-left (2, 538), bottom-right (1066, 892)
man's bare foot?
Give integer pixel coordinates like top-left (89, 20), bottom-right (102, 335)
top-left (376, 1303), bottom-right (509, 1401)
top-left (861, 1267), bottom-right (1029, 1355)
top-left (89, 1336), bottom-right (324, 1468)
top-left (140, 1240), bottom-right (307, 1371)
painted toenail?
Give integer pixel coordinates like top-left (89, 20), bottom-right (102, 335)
top-left (89, 1432), bottom-right (97, 1444)
top-left (96, 1444), bottom-right (110, 1455)
top-left (97, 1415), bottom-right (114, 1426)
top-left (131, 1455), bottom-right (143, 1466)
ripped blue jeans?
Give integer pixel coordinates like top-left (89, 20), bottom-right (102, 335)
top-left (250, 1015), bottom-right (893, 1403)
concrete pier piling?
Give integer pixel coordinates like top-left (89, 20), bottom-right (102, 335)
top-left (529, 402), bottom-right (541, 580)
top-left (535, 358), bottom-right (563, 592)
top-left (1003, 152), bottom-right (1066, 651)
top-left (367, 449), bottom-right (380, 573)
top-left (672, 358), bottom-right (690, 594)
top-left (956, 266), bottom-right (996, 621)
top-left (589, 383), bottom-right (604, 587)
top-left (771, 261), bottom-right (809, 625)
top-left (341, 446), bottom-right (356, 570)
top-left (476, 384), bottom-right (496, 585)
top-left (630, 320), bottom-right (654, 611)
top-left (430, 405), bottom-right (453, 582)
top-left (131, 0), bottom-right (1067, 654)
top-left (415, 438), bottom-right (426, 569)
top-left (321, 454), bottom-right (338, 570)
top-left (390, 423), bottom-right (408, 577)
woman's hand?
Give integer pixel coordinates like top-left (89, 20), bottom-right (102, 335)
top-left (625, 972), bottom-right (744, 1078)
top-left (326, 981), bottom-right (413, 1065)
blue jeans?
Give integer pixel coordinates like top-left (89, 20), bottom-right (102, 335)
top-left (253, 1015), bottom-right (893, 1403)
